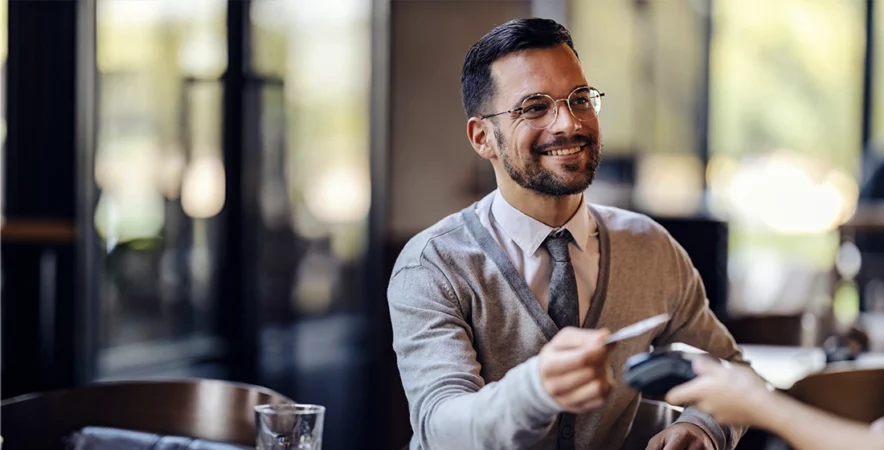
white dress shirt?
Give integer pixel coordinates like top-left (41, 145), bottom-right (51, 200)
top-left (475, 190), bottom-right (600, 325)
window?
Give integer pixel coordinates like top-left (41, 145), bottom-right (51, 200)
top-left (873, 0), bottom-right (884, 155)
top-left (94, 0), bottom-right (228, 378)
top-left (250, 0), bottom-right (372, 320)
top-left (707, 0), bottom-right (865, 316)
top-left (250, 2), bottom-right (374, 447)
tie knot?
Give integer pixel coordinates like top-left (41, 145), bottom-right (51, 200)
top-left (543, 230), bottom-right (572, 262)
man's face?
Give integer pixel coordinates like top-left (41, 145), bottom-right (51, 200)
top-left (486, 44), bottom-right (602, 197)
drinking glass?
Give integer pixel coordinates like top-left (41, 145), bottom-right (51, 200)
top-left (254, 404), bottom-right (325, 450)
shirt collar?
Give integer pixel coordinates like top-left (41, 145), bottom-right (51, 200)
top-left (490, 190), bottom-right (596, 257)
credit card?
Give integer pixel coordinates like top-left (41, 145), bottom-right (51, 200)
top-left (604, 314), bottom-right (670, 345)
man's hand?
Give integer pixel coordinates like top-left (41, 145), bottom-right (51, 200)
top-left (645, 423), bottom-right (714, 450)
top-left (538, 327), bottom-right (612, 414)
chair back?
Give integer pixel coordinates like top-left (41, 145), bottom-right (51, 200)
top-left (787, 367), bottom-right (884, 423)
top-left (621, 399), bottom-right (682, 450)
top-left (0, 378), bottom-right (293, 449)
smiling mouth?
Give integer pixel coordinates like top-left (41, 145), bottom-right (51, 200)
top-left (541, 145), bottom-right (584, 156)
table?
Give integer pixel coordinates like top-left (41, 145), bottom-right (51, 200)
top-left (670, 342), bottom-right (884, 389)
top-left (739, 344), bottom-right (884, 389)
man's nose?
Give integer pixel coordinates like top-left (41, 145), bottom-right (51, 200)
top-left (547, 100), bottom-right (581, 134)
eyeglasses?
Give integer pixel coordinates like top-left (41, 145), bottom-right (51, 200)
top-left (480, 86), bottom-right (604, 130)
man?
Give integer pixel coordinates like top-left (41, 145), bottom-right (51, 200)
top-left (388, 18), bottom-right (745, 450)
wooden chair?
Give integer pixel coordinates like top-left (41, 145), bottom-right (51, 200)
top-left (787, 367), bottom-right (884, 423)
top-left (0, 378), bottom-right (294, 449)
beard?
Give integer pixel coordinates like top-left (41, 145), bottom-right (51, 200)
top-left (495, 128), bottom-right (602, 197)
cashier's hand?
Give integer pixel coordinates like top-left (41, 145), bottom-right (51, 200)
top-left (665, 356), bottom-right (772, 427)
top-left (538, 327), bottom-right (612, 414)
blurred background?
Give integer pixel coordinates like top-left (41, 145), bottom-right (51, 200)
top-left (2, 0), bottom-right (884, 449)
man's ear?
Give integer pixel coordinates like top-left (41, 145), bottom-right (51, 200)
top-left (467, 117), bottom-right (497, 161)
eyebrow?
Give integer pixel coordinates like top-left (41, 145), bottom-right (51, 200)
top-left (512, 84), bottom-right (590, 109)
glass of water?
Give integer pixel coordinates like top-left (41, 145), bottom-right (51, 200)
top-left (254, 404), bottom-right (325, 450)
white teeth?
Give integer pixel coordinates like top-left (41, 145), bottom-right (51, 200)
top-left (546, 146), bottom-right (582, 156)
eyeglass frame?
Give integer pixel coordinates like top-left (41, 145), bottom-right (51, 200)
top-left (478, 85), bottom-right (605, 129)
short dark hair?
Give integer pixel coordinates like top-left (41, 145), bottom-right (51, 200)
top-left (461, 18), bottom-right (578, 118)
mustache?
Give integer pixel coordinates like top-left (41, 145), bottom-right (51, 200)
top-left (532, 135), bottom-right (597, 154)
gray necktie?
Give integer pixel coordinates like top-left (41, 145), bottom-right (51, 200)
top-left (542, 230), bottom-right (578, 450)
top-left (543, 231), bottom-right (579, 331)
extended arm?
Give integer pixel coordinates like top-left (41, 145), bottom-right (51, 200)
top-left (761, 391), bottom-right (884, 450)
top-left (388, 264), bottom-right (560, 449)
top-left (666, 357), bottom-right (884, 450)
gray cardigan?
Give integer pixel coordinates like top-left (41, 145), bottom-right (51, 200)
top-left (388, 193), bottom-right (745, 450)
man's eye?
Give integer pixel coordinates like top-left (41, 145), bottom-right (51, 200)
top-left (523, 105), bottom-right (548, 114)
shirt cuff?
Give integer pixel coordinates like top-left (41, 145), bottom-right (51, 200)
top-left (674, 406), bottom-right (728, 450)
